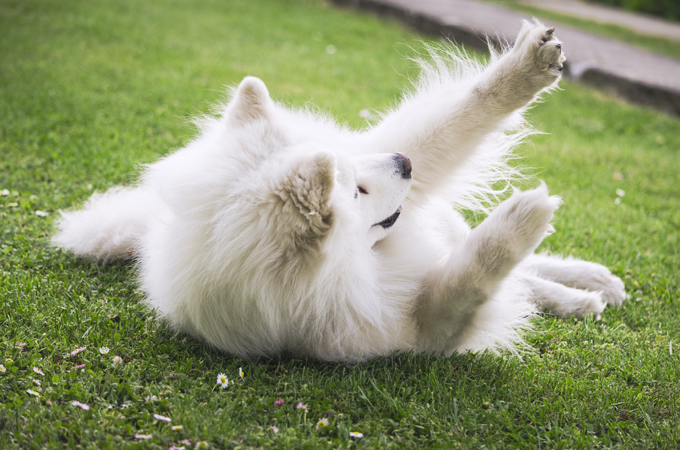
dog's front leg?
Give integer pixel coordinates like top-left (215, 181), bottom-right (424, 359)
top-left (366, 21), bottom-right (566, 200)
top-left (416, 184), bottom-right (561, 353)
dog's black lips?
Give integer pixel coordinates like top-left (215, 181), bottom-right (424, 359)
top-left (373, 206), bottom-right (402, 229)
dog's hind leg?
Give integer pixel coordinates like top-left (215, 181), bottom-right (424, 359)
top-left (516, 272), bottom-right (606, 319)
top-left (519, 254), bottom-right (626, 306)
top-left (366, 20), bottom-right (566, 200)
top-left (416, 183), bottom-right (560, 353)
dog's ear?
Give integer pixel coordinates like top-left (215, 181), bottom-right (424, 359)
top-left (228, 76), bottom-right (271, 124)
top-left (277, 152), bottom-right (335, 236)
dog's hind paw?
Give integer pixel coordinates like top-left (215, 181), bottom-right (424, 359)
top-left (585, 267), bottom-right (627, 307)
top-left (567, 260), bottom-right (627, 307)
top-left (567, 290), bottom-right (607, 320)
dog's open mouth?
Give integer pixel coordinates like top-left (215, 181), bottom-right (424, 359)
top-left (373, 206), bottom-right (402, 229)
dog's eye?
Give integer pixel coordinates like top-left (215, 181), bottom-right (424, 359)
top-left (357, 186), bottom-right (368, 195)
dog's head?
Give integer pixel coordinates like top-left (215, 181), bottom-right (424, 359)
top-left (339, 151), bottom-right (412, 245)
top-left (271, 149), bottom-right (412, 249)
top-left (221, 77), bottom-right (412, 263)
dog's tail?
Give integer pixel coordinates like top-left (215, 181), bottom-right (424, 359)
top-left (52, 186), bottom-right (161, 260)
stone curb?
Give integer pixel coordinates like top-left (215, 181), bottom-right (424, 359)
top-left (332, 0), bottom-right (494, 52)
top-left (330, 0), bottom-right (680, 116)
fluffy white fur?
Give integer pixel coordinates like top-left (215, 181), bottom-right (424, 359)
top-left (53, 21), bottom-right (626, 362)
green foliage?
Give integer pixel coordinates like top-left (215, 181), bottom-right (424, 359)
top-left (588, 0), bottom-right (680, 21)
top-left (1, 0), bottom-right (679, 448)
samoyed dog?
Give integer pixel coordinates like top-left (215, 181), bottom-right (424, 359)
top-left (54, 21), bottom-right (625, 362)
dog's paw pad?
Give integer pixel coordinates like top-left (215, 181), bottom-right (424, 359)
top-left (537, 34), bottom-right (565, 69)
top-left (514, 21), bottom-right (566, 80)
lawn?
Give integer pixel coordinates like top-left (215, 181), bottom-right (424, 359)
top-left (1, 0), bottom-right (679, 448)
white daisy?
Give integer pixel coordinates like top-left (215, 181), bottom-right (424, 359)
top-left (154, 414), bottom-right (171, 423)
top-left (70, 346), bottom-right (86, 357)
top-left (216, 373), bottom-right (228, 389)
top-left (99, 347), bottom-right (110, 355)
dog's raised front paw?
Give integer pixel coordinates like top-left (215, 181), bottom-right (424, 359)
top-left (512, 19), bottom-right (567, 85)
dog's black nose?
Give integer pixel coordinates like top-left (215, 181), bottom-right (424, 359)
top-left (395, 152), bottom-right (412, 179)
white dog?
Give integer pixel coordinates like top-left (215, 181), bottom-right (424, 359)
top-left (53, 21), bottom-right (625, 362)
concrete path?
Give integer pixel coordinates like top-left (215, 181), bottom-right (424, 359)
top-left (522, 0), bottom-right (680, 42)
top-left (332, 0), bottom-right (680, 116)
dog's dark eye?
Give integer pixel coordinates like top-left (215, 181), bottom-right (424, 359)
top-left (358, 186), bottom-right (368, 195)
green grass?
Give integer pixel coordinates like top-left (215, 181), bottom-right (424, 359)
top-left (1, 0), bottom-right (679, 448)
top-left (486, 0), bottom-right (680, 61)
